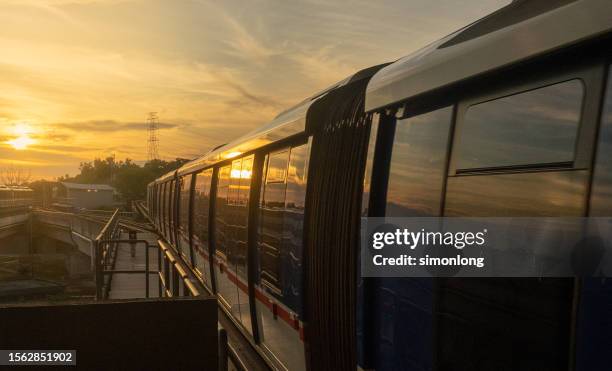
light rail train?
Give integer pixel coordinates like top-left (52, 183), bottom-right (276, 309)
top-left (148, 1), bottom-right (612, 370)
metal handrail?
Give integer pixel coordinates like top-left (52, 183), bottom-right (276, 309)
top-left (99, 239), bottom-right (157, 298)
top-left (92, 206), bottom-right (203, 300)
top-left (94, 209), bottom-right (121, 300)
top-left (158, 240), bottom-right (202, 297)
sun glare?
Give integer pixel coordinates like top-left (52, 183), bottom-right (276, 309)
top-left (5, 123), bottom-right (37, 150)
top-left (7, 136), bottom-right (36, 150)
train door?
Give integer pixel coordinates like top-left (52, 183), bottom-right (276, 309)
top-left (169, 179), bottom-right (177, 246)
top-left (214, 156), bottom-right (255, 334)
top-left (178, 175), bottom-right (193, 266)
top-left (156, 184), bottom-right (161, 229)
top-left (255, 141), bottom-right (310, 371)
top-left (161, 182), bottom-right (168, 238)
top-left (192, 168), bottom-right (214, 291)
top-left (362, 106), bottom-right (453, 371)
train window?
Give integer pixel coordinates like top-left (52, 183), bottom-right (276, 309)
top-left (372, 108), bottom-right (452, 371)
top-left (455, 79), bottom-right (584, 171)
top-left (267, 150), bottom-right (289, 183)
top-left (259, 150), bottom-right (290, 292)
top-left (193, 168), bottom-right (213, 287)
top-left (214, 156), bottom-right (254, 334)
top-left (256, 142), bottom-right (310, 371)
top-left (156, 184), bottom-right (162, 229)
top-left (168, 180), bottom-right (176, 244)
top-left (161, 182), bottom-right (167, 237)
top-left (215, 165), bottom-right (231, 256)
top-left (590, 65), bottom-right (612, 216)
top-left (441, 77), bottom-right (591, 371)
top-left (178, 175), bottom-right (193, 263)
top-left (386, 106), bottom-right (453, 216)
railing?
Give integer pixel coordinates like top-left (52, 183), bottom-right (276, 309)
top-left (93, 208), bottom-right (202, 300)
top-left (93, 209), bottom-right (121, 300)
top-left (80, 209), bottom-right (136, 219)
top-left (157, 240), bottom-right (202, 297)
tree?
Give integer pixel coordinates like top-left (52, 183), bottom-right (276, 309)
top-left (58, 157), bottom-right (191, 202)
top-left (0, 165), bottom-right (31, 186)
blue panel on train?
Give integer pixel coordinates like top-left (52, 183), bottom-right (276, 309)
top-left (575, 278), bottom-right (612, 371)
top-left (374, 277), bottom-right (433, 371)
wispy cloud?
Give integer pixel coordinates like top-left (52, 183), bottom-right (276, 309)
top-left (0, 0), bottom-right (509, 179)
top-left (52, 120), bottom-right (179, 132)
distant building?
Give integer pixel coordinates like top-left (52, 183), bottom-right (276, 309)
top-left (56, 182), bottom-right (117, 209)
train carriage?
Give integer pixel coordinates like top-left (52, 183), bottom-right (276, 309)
top-left (148, 1), bottom-right (612, 370)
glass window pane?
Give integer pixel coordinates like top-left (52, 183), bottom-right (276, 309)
top-left (214, 164), bottom-right (238, 317)
top-left (267, 150), bottom-right (289, 183)
top-left (236, 156), bottom-right (253, 334)
top-left (193, 169), bottom-right (213, 287)
top-left (216, 166), bottom-right (230, 256)
top-left (179, 175), bottom-right (192, 261)
top-left (215, 157), bottom-right (253, 335)
top-left (169, 180), bottom-right (176, 245)
top-left (256, 144), bottom-right (308, 371)
top-left (259, 151), bottom-right (289, 291)
top-left (445, 171), bottom-right (588, 217)
top-left (386, 106), bottom-right (453, 217)
top-left (286, 145), bottom-right (309, 211)
top-left (455, 80), bottom-right (584, 170)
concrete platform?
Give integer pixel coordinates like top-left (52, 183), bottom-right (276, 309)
top-left (108, 232), bottom-right (159, 299)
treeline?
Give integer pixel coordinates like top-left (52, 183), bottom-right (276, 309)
top-left (56, 157), bottom-right (190, 201)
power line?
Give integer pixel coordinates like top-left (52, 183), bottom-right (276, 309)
top-left (147, 112), bottom-right (160, 161)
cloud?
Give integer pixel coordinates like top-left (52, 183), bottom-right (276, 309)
top-left (0, 0), bottom-right (510, 179)
top-left (51, 120), bottom-right (179, 132)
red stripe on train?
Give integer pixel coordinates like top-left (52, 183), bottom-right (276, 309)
top-left (194, 247), bottom-right (305, 341)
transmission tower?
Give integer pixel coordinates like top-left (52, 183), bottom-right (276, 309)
top-left (147, 112), bottom-right (160, 161)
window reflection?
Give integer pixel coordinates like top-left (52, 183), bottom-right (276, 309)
top-left (456, 79), bottom-right (583, 170)
top-left (445, 171), bottom-right (588, 217)
top-left (386, 106), bottom-right (453, 217)
top-left (168, 180), bottom-right (175, 244)
top-left (178, 175), bottom-right (192, 260)
top-left (214, 156), bottom-right (253, 333)
top-left (257, 143), bottom-right (310, 371)
top-left (259, 150), bottom-right (290, 292)
top-left (193, 169), bottom-right (213, 286)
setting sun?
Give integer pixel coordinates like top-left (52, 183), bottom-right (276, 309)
top-left (7, 136), bottom-right (36, 150)
top-left (5, 123), bottom-right (37, 150)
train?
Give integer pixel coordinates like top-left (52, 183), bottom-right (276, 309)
top-left (0, 185), bottom-right (34, 208)
top-left (147, 1), bottom-right (612, 370)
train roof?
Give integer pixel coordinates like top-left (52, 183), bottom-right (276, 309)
top-left (365, 0), bottom-right (612, 112)
top-left (155, 64), bottom-right (386, 180)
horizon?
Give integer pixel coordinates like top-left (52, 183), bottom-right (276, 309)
top-left (0, 0), bottom-right (509, 180)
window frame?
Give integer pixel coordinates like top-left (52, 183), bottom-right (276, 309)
top-left (258, 147), bottom-right (291, 295)
top-left (448, 62), bottom-right (605, 176)
top-left (178, 174), bottom-right (195, 266)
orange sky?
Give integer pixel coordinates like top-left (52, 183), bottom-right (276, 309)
top-left (0, 0), bottom-right (508, 180)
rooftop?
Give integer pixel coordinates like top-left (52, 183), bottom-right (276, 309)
top-left (60, 182), bottom-right (115, 191)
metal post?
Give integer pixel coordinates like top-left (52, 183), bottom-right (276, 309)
top-left (218, 329), bottom-right (228, 371)
top-left (145, 242), bottom-right (150, 298)
top-left (94, 240), bottom-right (102, 300)
top-left (158, 243), bottom-right (162, 297)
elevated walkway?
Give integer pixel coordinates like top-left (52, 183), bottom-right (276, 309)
top-left (109, 231), bottom-right (159, 299)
